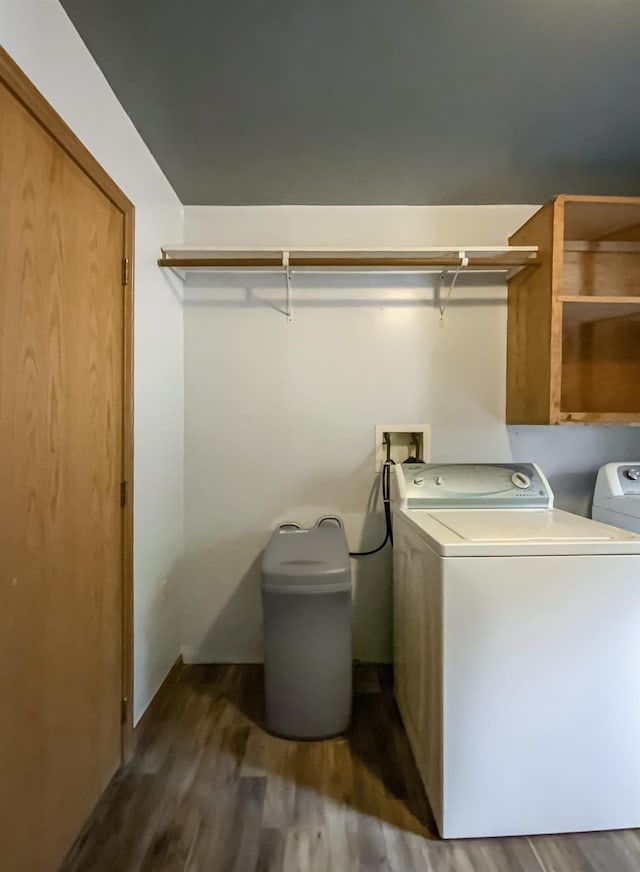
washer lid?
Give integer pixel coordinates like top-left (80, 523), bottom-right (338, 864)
top-left (396, 508), bottom-right (640, 556)
top-left (437, 510), bottom-right (621, 542)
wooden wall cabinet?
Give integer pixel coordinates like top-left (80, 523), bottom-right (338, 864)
top-left (507, 195), bottom-right (640, 424)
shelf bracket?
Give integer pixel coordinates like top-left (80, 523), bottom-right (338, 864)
top-left (283, 251), bottom-right (293, 323)
top-left (438, 250), bottom-right (468, 321)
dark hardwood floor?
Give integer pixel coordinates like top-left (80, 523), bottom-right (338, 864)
top-left (60, 665), bottom-right (640, 871)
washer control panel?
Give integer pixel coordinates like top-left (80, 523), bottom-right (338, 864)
top-left (396, 463), bottom-right (553, 509)
top-left (618, 465), bottom-right (640, 495)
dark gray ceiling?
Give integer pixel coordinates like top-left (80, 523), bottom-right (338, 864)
top-left (60, 0), bottom-right (640, 205)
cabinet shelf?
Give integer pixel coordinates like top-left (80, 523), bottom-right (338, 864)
top-left (560, 296), bottom-right (640, 324)
top-left (559, 412), bottom-right (640, 425)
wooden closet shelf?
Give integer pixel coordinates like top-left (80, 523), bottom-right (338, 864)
top-left (157, 246), bottom-right (540, 278)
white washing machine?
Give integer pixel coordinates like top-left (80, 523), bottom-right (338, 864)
top-left (593, 462), bottom-right (640, 534)
top-left (392, 462), bottom-right (640, 839)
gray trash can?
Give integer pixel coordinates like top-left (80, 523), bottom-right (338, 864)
top-left (262, 518), bottom-right (352, 739)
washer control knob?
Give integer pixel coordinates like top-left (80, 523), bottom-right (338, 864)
top-left (625, 468), bottom-right (640, 481)
top-left (511, 472), bottom-right (531, 490)
top-left (413, 477), bottom-right (425, 487)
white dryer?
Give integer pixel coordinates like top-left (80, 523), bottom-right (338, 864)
top-left (393, 462), bottom-right (640, 839)
top-left (593, 462), bottom-right (640, 534)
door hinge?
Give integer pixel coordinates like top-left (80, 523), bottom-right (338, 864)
top-left (122, 257), bottom-right (129, 286)
top-left (120, 481), bottom-right (127, 508)
top-left (121, 697), bottom-right (128, 725)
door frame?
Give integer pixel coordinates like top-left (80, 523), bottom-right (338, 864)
top-left (0, 46), bottom-right (135, 760)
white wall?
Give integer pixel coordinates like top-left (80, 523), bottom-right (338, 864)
top-left (182, 205), bottom-right (640, 664)
top-left (1, 1), bottom-right (185, 722)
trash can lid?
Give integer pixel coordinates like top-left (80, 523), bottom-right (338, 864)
top-left (262, 524), bottom-right (351, 593)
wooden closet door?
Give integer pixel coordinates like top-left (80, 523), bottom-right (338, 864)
top-left (0, 81), bottom-right (125, 872)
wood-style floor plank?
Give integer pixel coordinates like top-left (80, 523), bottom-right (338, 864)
top-left (528, 829), bottom-right (640, 872)
top-left (59, 665), bottom-right (640, 872)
